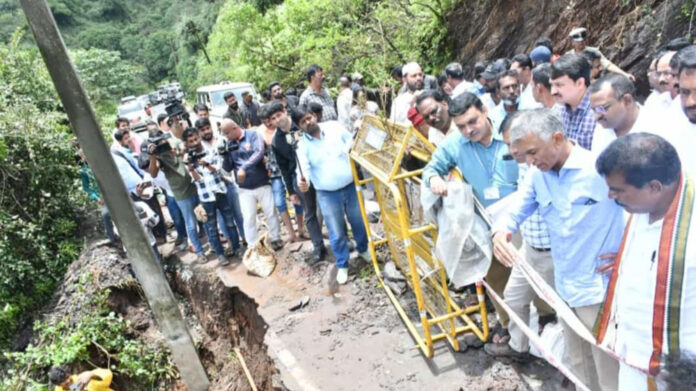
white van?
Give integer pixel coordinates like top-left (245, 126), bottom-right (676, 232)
top-left (196, 82), bottom-right (258, 131)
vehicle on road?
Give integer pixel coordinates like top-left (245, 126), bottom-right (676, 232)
top-left (196, 82), bottom-right (258, 131)
top-left (117, 99), bottom-right (149, 135)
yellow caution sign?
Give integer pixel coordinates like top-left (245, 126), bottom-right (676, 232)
top-left (349, 115), bottom-right (489, 358)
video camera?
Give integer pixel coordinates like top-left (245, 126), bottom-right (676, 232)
top-left (186, 148), bottom-right (208, 166)
top-left (217, 140), bottom-right (240, 155)
top-left (165, 98), bottom-right (190, 126)
top-left (146, 132), bottom-right (172, 155)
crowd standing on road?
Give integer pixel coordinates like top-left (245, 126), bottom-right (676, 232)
top-left (74, 26), bottom-right (696, 391)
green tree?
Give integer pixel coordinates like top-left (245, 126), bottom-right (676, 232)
top-left (71, 48), bottom-right (147, 108)
top-left (0, 32), bottom-right (83, 348)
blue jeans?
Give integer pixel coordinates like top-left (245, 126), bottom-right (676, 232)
top-left (316, 183), bottom-right (368, 268)
top-left (219, 182), bottom-right (245, 242)
top-left (202, 192), bottom-right (240, 256)
top-left (271, 177), bottom-right (304, 215)
top-left (166, 194), bottom-right (187, 240)
top-left (175, 194), bottom-right (205, 255)
top-left (101, 205), bottom-right (117, 242)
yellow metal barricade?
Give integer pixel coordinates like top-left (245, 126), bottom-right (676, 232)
top-left (349, 114), bottom-right (489, 358)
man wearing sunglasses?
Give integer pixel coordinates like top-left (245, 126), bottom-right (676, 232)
top-left (589, 73), bottom-right (653, 153)
top-left (566, 27), bottom-right (634, 81)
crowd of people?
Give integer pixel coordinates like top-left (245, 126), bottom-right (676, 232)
top-left (73, 26), bottom-right (696, 391)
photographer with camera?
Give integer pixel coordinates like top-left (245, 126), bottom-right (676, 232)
top-left (267, 101), bottom-right (327, 262)
top-left (48, 366), bottom-right (113, 391)
top-left (111, 128), bottom-right (167, 243)
top-left (146, 116), bottom-right (209, 264)
top-left (219, 118), bottom-right (282, 249)
top-left (183, 127), bottom-right (240, 265)
top-left (140, 121), bottom-right (188, 250)
top-left (196, 117), bottom-right (246, 246)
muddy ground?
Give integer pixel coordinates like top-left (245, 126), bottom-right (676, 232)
top-left (17, 208), bottom-right (570, 390)
top-left (173, 214), bottom-right (569, 391)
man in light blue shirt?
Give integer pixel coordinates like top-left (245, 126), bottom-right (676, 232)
top-left (294, 105), bottom-right (369, 285)
top-left (112, 129), bottom-right (147, 193)
top-left (424, 92), bottom-right (517, 207)
top-left (492, 109), bottom-right (622, 391)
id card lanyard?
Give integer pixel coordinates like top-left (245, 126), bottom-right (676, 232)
top-left (472, 140), bottom-right (501, 200)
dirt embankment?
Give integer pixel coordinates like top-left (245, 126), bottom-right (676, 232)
top-left (8, 240), bottom-right (282, 390)
top-left (447, 0), bottom-right (690, 97)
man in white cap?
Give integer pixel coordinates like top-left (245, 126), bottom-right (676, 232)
top-left (566, 27), bottom-right (634, 81)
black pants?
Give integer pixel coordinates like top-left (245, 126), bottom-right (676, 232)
top-left (295, 183), bottom-right (324, 251)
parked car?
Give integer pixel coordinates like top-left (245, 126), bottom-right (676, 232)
top-left (117, 99), bottom-right (149, 135)
top-left (196, 82), bottom-right (258, 132)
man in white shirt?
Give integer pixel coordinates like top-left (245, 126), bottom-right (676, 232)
top-left (512, 54), bottom-right (543, 110)
top-left (645, 51), bottom-right (678, 115)
top-left (390, 62), bottom-right (424, 124)
top-left (589, 73), bottom-right (653, 152)
top-left (336, 75), bottom-right (353, 131)
top-left (595, 133), bottom-right (696, 391)
top-left (661, 46), bottom-right (696, 178)
top-left (445, 62), bottom-right (472, 99)
top-left (530, 64), bottom-right (556, 109)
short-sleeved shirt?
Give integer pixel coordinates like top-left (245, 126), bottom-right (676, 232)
top-left (299, 87), bottom-right (338, 121)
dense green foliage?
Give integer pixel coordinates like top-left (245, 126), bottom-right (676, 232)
top-left (0, 32), bottom-right (84, 348)
top-left (196, 0), bottom-right (459, 92)
top-left (0, 31), bottom-right (148, 348)
top-left (1, 0), bottom-right (224, 88)
top-left (2, 275), bottom-right (176, 390)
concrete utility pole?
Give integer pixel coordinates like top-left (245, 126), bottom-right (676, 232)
top-left (19, 1), bottom-right (210, 389)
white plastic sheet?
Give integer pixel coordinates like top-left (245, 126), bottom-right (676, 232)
top-left (421, 181), bottom-right (492, 288)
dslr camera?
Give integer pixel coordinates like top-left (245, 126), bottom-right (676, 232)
top-left (146, 132), bottom-right (172, 155)
top-left (186, 148), bottom-right (208, 167)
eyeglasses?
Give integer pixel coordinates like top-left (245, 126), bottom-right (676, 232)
top-left (593, 102), bottom-right (613, 115)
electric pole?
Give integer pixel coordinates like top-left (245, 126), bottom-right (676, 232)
top-left (19, 1), bottom-right (210, 389)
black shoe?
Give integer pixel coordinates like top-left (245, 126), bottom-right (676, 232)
top-left (270, 240), bottom-right (284, 251)
top-left (312, 246), bottom-right (327, 263)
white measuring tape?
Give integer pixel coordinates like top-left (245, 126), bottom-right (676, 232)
top-left (485, 247), bottom-right (654, 387)
top-left (481, 279), bottom-right (591, 391)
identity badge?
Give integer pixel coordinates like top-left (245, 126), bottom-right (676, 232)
top-left (484, 186), bottom-right (500, 200)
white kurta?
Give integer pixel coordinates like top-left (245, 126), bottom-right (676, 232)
top-left (590, 105), bottom-right (655, 154)
top-left (660, 100), bottom-right (696, 178)
top-left (609, 207), bottom-right (696, 390)
top-left (389, 91), bottom-right (414, 125)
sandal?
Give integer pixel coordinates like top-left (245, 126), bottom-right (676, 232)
top-left (491, 323), bottom-right (510, 344)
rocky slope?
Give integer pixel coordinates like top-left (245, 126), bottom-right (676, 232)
top-left (448, 0), bottom-right (690, 96)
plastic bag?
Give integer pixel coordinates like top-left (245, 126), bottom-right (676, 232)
top-left (530, 322), bottom-right (566, 363)
top-left (421, 181), bottom-right (492, 288)
top-left (242, 233), bottom-right (277, 277)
